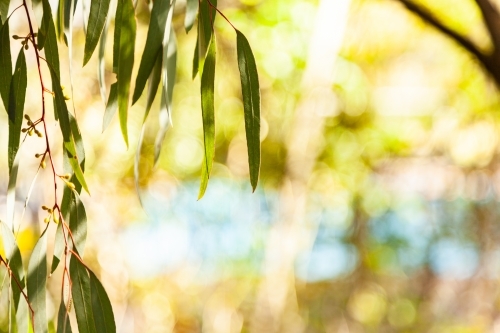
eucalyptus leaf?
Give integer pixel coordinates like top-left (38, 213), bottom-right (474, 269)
top-left (0, 19), bottom-right (11, 113)
top-left (113, 0), bottom-right (136, 147)
top-left (236, 30), bottom-right (261, 191)
top-left (70, 255), bottom-right (97, 333)
top-left (27, 229), bottom-right (48, 333)
top-left (198, 34), bottom-right (216, 199)
top-left (184, 0), bottom-right (198, 33)
top-left (89, 271), bottom-right (116, 333)
top-left (132, 0), bottom-right (171, 105)
top-left (1, 220), bottom-right (24, 309)
top-left (103, 82), bottom-right (118, 131)
top-left (83, 0), bottom-right (111, 65)
top-left (8, 49), bottom-right (27, 172)
top-left (57, 299), bottom-right (72, 333)
top-left (0, 0), bottom-right (8, 24)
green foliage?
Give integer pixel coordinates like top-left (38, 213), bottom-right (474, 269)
top-left (0, 0), bottom-right (260, 331)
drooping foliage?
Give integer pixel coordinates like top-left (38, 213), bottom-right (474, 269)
top-left (0, 0), bottom-right (260, 331)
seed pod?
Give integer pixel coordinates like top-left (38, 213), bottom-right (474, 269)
top-left (41, 160), bottom-right (46, 169)
top-left (44, 216), bottom-right (50, 223)
top-left (53, 211), bottom-right (59, 224)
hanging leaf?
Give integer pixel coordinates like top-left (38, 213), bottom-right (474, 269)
top-left (8, 49), bottom-right (27, 172)
top-left (198, 34), bottom-right (216, 199)
top-left (154, 27), bottom-right (177, 163)
top-left (0, 19), bottom-right (11, 112)
top-left (64, 138), bottom-right (89, 194)
top-left (1, 221), bottom-right (24, 309)
top-left (103, 82), bottom-right (118, 131)
top-left (236, 30), bottom-right (261, 191)
top-left (0, 0), bottom-right (8, 24)
top-left (98, 15), bottom-right (110, 104)
top-left (40, 0), bottom-right (60, 81)
top-left (83, 0), bottom-right (111, 65)
top-left (57, 299), bottom-right (73, 333)
top-left (196, 0), bottom-right (217, 76)
top-left (68, 191), bottom-right (87, 255)
top-left (51, 218), bottom-right (64, 273)
top-left (27, 229), bottom-right (48, 333)
top-left (131, 0), bottom-right (171, 104)
top-left (70, 255), bottom-right (97, 333)
top-left (192, 33), bottom-right (199, 79)
top-left (113, 0), bottom-right (136, 147)
top-left (184, 0), bottom-right (198, 33)
top-left (143, 48), bottom-right (162, 122)
top-left (89, 271), bottom-right (116, 333)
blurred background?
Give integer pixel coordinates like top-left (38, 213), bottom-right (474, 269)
top-left (3, 0), bottom-right (500, 331)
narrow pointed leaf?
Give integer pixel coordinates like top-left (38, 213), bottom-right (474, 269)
top-left (64, 139), bottom-right (89, 194)
top-left (198, 35), bottom-right (216, 199)
top-left (68, 191), bottom-right (87, 255)
top-left (8, 49), bottom-right (27, 171)
top-left (113, 0), bottom-right (136, 146)
top-left (132, 0), bottom-right (171, 104)
top-left (98, 16), bottom-right (110, 104)
top-left (0, 19), bottom-right (11, 112)
top-left (41, 0), bottom-right (60, 80)
top-left (184, 0), bottom-right (198, 33)
top-left (143, 49), bottom-right (162, 122)
top-left (70, 256), bottom-right (97, 333)
top-left (236, 30), bottom-right (260, 191)
top-left (154, 28), bottom-right (177, 163)
top-left (0, 0), bottom-right (8, 24)
top-left (57, 299), bottom-right (72, 333)
top-left (27, 229), bottom-right (48, 333)
top-left (196, 0), bottom-right (216, 76)
top-left (103, 82), bottom-right (118, 131)
top-left (89, 271), bottom-right (116, 333)
top-left (83, 0), bottom-right (111, 65)
top-left (1, 221), bottom-right (24, 309)
top-left (51, 220), bottom-right (64, 273)
top-left (192, 33), bottom-right (199, 79)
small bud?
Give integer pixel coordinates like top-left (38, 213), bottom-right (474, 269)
top-left (21, 128), bottom-right (27, 133)
top-left (61, 85), bottom-right (65, 90)
top-left (12, 35), bottom-right (20, 40)
top-left (47, 208), bottom-right (53, 214)
top-left (62, 173), bottom-right (71, 179)
top-left (41, 160), bottom-right (46, 169)
top-left (24, 43), bottom-right (28, 50)
top-left (36, 130), bottom-right (43, 137)
top-left (41, 205), bottom-right (49, 210)
top-left (24, 114), bottom-right (30, 120)
top-left (67, 182), bottom-right (76, 190)
top-left (28, 129), bottom-right (33, 136)
top-left (27, 120), bottom-right (33, 126)
top-left (53, 212), bottom-right (59, 224)
top-left (64, 95), bottom-right (71, 100)
top-left (44, 216), bottom-right (50, 223)
top-left (35, 153), bottom-right (41, 158)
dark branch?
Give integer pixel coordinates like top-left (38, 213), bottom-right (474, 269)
top-left (393, 0), bottom-right (490, 69)
top-left (474, 0), bottom-right (500, 53)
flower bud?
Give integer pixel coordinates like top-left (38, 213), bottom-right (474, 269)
top-left (44, 216), bottom-right (50, 223)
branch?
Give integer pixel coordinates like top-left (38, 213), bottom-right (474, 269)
top-left (474, 0), bottom-right (500, 53)
top-left (393, 0), bottom-right (490, 68)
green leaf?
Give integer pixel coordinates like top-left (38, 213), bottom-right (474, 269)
top-left (98, 16), bottom-right (110, 104)
top-left (103, 82), bottom-right (118, 131)
top-left (143, 48), bottom-right (162, 122)
top-left (236, 30), bottom-right (261, 191)
top-left (0, 0), bottom-right (8, 24)
top-left (154, 27), bottom-right (177, 163)
top-left (57, 300), bottom-right (72, 333)
top-left (198, 34), bottom-right (216, 200)
top-left (1, 220), bottom-right (24, 309)
top-left (8, 49), bottom-right (27, 172)
top-left (27, 229), bottom-right (48, 333)
top-left (0, 19), bottom-right (11, 112)
top-left (192, 33), bottom-right (199, 79)
top-left (83, 0), bottom-right (111, 65)
top-left (51, 219), bottom-right (64, 273)
top-left (196, 0), bottom-right (216, 76)
top-left (68, 191), bottom-right (87, 255)
top-left (89, 271), bottom-right (116, 333)
top-left (40, 0), bottom-right (60, 81)
top-left (113, 0), bottom-right (136, 147)
top-left (70, 255), bottom-right (97, 333)
top-left (64, 139), bottom-right (89, 194)
top-left (184, 0), bottom-right (198, 33)
top-left (131, 0), bottom-right (171, 105)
